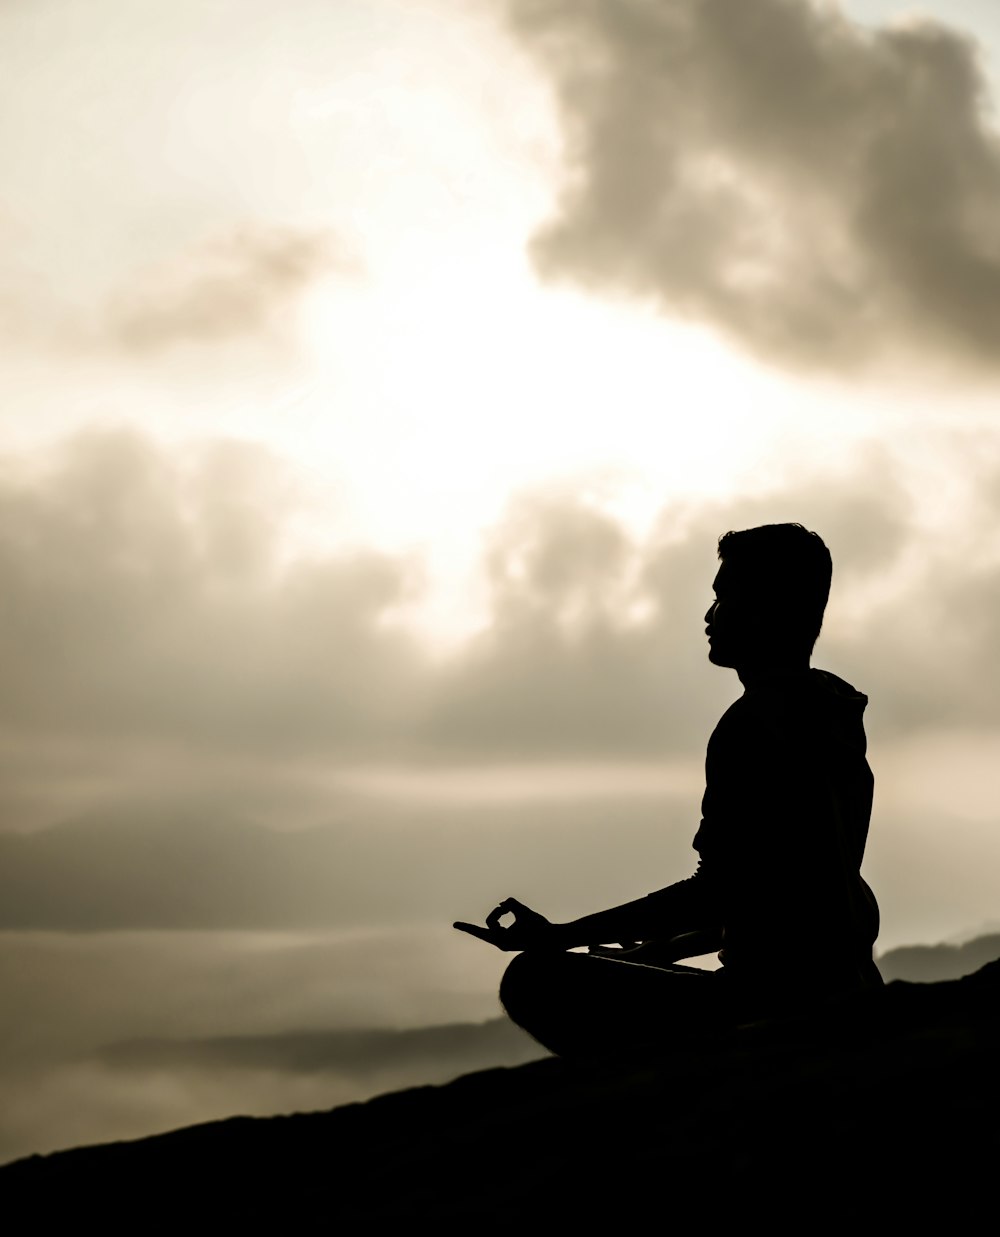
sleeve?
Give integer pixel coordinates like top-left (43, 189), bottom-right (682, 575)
top-left (635, 862), bottom-right (724, 941)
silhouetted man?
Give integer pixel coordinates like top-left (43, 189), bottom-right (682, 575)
top-left (455, 523), bottom-right (883, 1057)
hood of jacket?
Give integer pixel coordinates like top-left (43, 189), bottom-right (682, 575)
top-left (745, 666), bottom-right (869, 754)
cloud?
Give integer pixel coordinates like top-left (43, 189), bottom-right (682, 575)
top-left (4, 423), bottom-right (1000, 939)
top-left (0, 425), bottom-right (984, 799)
top-left (6, 428), bottom-right (1000, 951)
top-left (0, 427), bottom-right (422, 757)
top-left (97, 1018), bottom-right (541, 1076)
top-left (0, 1016), bottom-right (542, 1162)
top-left (0, 794), bottom-right (699, 930)
top-left (0, 929), bottom-right (502, 1067)
top-left (0, 926), bottom-right (516, 1163)
top-left (506, 0), bottom-right (1000, 374)
top-left (0, 221), bottom-right (350, 360)
top-left (427, 453), bottom-right (915, 756)
top-left (5, 424), bottom-right (1000, 770)
top-left (0, 425), bottom-right (905, 781)
top-left (106, 225), bottom-right (347, 352)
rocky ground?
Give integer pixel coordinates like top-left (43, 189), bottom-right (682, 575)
top-left (3, 960), bottom-right (999, 1229)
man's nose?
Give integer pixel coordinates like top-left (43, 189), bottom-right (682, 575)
top-left (704, 602), bottom-right (716, 625)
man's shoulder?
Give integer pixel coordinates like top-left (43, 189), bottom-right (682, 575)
top-left (711, 668), bottom-right (868, 742)
top-left (708, 694), bottom-right (767, 750)
top-left (739, 668), bottom-right (868, 713)
top-left (805, 667), bottom-right (868, 704)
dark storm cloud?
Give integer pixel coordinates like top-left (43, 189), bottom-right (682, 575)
top-left (506, 0), bottom-right (1000, 373)
top-left (107, 225), bottom-right (345, 351)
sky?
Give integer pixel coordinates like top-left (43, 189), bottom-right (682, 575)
top-left (3, 0), bottom-right (1000, 1162)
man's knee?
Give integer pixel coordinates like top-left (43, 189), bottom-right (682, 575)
top-left (499, 950), bottom-right (589, 1026)
top-left (499, 950), bottom-right (549, 1022)
top-left (499, 950), bottom-right (592, 1053)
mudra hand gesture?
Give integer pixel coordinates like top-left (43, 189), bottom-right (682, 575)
top-left (453, 898), bottom-right (561, 952)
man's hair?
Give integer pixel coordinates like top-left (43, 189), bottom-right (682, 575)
top-left (717, 523), bottom-right (832, 653)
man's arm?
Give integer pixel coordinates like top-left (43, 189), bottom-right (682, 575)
top-left (454, 868), bottom-right (718, 953)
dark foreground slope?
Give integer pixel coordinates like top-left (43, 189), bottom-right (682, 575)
top-left (4, 962), bottom-right (1000, 1229)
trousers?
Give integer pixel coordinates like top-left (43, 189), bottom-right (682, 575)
top-left (499, 950), bottom-right (741, 1059)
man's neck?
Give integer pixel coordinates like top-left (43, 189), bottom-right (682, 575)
top-left (736, 658), bottom-right (811, 689)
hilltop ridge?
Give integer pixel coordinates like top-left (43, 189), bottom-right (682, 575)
top-left (4, 958), bottom-right (999, 1227)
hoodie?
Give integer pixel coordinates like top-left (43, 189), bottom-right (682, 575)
top-left (644, 667), bottom-right (882, 1000)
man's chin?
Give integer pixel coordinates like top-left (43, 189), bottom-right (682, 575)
top-left (707, 644), bottom-right (734, 668)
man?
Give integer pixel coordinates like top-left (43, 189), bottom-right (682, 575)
top-left (454, 523), bottom-right (883, 1057)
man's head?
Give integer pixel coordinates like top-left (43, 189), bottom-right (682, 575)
top-left (705, 523), bottom-right (832, 671)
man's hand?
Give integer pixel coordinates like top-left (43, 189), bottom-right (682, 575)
top-left (453, 898), bottom-right (562, 952)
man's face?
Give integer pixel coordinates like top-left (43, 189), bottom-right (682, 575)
top-left (704, 562), bottom-right (754, 668)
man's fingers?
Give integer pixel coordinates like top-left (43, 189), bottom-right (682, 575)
top-left (485, 901), bottom-right (515, 930)
top-left (486, 896), bottom-right (537, 927)
top-left (453, 921), bottom-right (495, 944)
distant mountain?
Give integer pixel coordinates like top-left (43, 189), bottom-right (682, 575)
top-left (877, 933), bottom-right (1000, 982)
top-left (5, 962), bottom-right (999, 1224)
